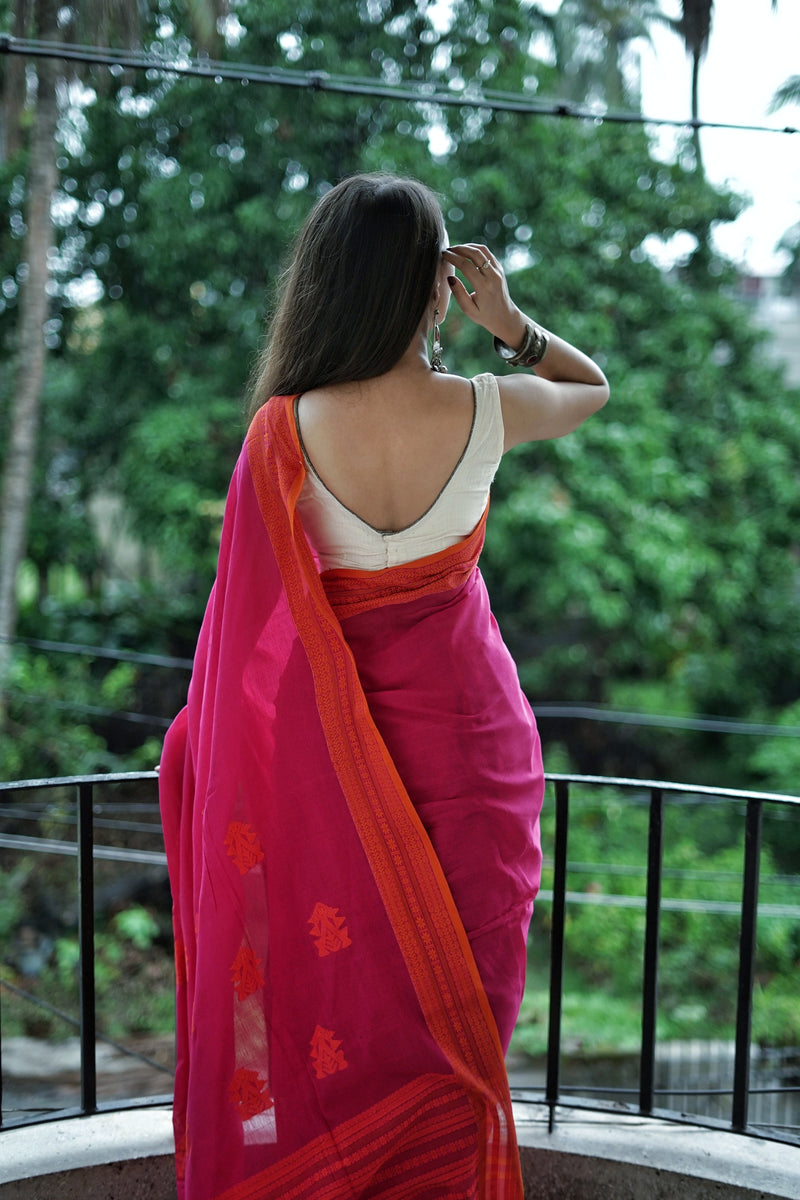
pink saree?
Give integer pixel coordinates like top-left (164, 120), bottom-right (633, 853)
top-left (159, 395), bottom-right (544, 1199)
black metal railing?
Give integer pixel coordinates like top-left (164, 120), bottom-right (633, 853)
top-left (539, 774), bottom-right (800, 1145)
top-left (0, 771), bottom-right (168, 1128)
top-left (0, 770), bottom-right (798, 1145)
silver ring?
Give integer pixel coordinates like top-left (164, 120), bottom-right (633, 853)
top-left (478, 260), bottom-right (490, 271)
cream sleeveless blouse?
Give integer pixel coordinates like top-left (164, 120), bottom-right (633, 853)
top-left (295, 373), bottom-right (504, 571)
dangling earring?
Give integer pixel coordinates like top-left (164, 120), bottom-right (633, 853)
top-left (430, 308), bottom-right (447, 373)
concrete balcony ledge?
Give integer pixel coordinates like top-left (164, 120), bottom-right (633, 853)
top-left (1, 1102), bottom-right (799, 1199)
top-left (514, 1103), bottom-right (800, 1199)
top-left (0, 1107), bottom-right (175, 1200)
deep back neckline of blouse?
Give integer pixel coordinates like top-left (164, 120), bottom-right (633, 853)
top-left (293, 383), bottom-right (478, 537)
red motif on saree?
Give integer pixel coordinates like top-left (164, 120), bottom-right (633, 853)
top-left (230, 945), bottom-right (265, 1000)
top-left (310, 1025), bottom-right (348, 1079)
top-left (229, 1067), bottom-right (274, 1121)
top-left (308, 902), bottom-right (352, 957)
top-left (224, 821), bottom-right (264, 874)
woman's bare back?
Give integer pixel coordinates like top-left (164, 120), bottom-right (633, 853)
top-left (296, 371), bottom-right (476, 533)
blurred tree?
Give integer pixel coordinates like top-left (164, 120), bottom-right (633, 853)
top-left (663, 0), bottom-right (714, 172)
top-left (766, 7), bottom-right (799, 294)
top-left (0, 0), bottom-right (61, 702)
top-left (439, 115), bottom-right (800, 784)
top-left (2, 0), bottom-right (799, 800)
top-left (526, 0), bottom-right (663, 108)
top-left (769, 73), bottom-right (800, 112)
top-left (0, 0), bottom-right (224, 705)
top-left (33, 0), bottom-right (460, 583)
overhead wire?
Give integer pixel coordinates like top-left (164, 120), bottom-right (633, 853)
top-left (0, 34), bottom-right (798, 137)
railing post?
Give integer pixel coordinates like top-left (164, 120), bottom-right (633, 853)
top-left (77, 781), bottom-right (97, 1115)
top-left (546, 778), bottom-right (570, 1133)
top-left (732, 798), bottom-right (762, 1132)
top-left (0, 951), bottom-right (4, 1128)
top-left (639, 788), bottom-right (663, 1115)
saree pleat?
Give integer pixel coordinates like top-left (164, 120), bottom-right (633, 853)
top-left (159, 395), bottom-right (543, 1199)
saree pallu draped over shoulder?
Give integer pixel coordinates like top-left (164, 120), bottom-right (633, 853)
top-left (159, 395), bottom-right (544, 1200)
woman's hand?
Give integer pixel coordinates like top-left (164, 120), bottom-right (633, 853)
top-left (443, 243), bottom-right (527, 351)
top-left (443, 243), bottom-right (609, 452)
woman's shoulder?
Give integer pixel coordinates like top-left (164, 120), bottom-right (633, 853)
top-left (424, 370), bottom-right (499, 405)
top-left (407, 371), bottom-right (502, 454)
top-left (469, 372), bottom-right (501, 401)
top-left (469, 372), bottom-right (503, 431)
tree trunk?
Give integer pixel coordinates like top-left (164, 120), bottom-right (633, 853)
top-left (690, 50), bottom-right (704, 174)
top-left (1, 0), bottom-right (31, 162)
top-left (0, 5), bottom-right (60, 701)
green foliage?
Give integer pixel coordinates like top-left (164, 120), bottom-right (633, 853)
top-left (0, 859), bottom-right (33, 942)
top-left (0, 638), bottom-right (168, 780)
top-left (752, 977), bottom-right (800, 1047)
top-left (1, 648), bottom-right (115, 779)
top-left (517, 785), bottom-right (800, 1053)
top-left (113, 905), bottom-right (160, 950)
top-left (32, 3), bottom-right (797, 774)
top-left (1, 0), bottom-right (797, 1040)
top-left (6, 909), bottom-right (173, 1041)
top-left (52, 935), bottom-right (80, 987)
top-left (511, 982), bottom-right (643, 1058)
top-left (748, 700), bottom-right (800, 795)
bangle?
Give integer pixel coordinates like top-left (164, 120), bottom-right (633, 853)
top-left (493, 322), bottom-right (550, 367)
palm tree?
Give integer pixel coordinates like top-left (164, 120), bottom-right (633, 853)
top-left (0, 1), bottom-right (224, 703)
top-left (1, 0), bottom-right (29, 160)
top-left (765, 5), bottom-right (799, 292)
top-left (528, 0), bottom-right (664, 109)
top-left (663, 1), bottom-right (713, 172)
top-left (768, 75), bottom-right (800, 114)
top-left (765, 0), bottom-right (794, 115)
top-left (0, 0), bottom-right (61, 701)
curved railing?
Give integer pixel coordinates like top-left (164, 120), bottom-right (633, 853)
top-left (537, 774), bottom-right (800, 1146)
top-left (0, 770), bottom-right (798, 1146)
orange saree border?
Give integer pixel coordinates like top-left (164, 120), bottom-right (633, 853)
top-left (319, 504), bottom-right (489, 620)
top-left (244, 396), bottom-right (523, 1198)
top-left (217, 1074), bottom-right (478, 1200)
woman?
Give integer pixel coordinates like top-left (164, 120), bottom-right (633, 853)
top-left (159, 174), bottom-right (608, 1200)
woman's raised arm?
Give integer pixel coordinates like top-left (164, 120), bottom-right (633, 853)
top-left (444, 243), bottom-right (609, 451)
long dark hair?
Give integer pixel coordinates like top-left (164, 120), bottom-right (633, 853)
top-left (247, 174), bottom-right (445, 414)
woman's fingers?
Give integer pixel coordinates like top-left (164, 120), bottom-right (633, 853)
top-left (444, 244), bottom-right (498, 274)
top-left (443, 243), bottom-right (509, 330)
top-left (445, 273), bottom-right (475, 315)
top-left (442, 244), bottom-right (525, 344)
top-left (443, 246), bottom-right (501, 300)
